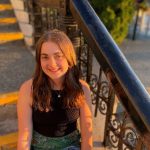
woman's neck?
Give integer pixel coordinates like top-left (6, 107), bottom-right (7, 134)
top-left (50, 79), bottom-right (64, 90)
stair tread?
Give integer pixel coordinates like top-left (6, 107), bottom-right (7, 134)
top-left (0, 17), bottom-right (16, 24)
top-left (0, 10), bottom-right (15, 18)
top-left (0, 4), bottom-right (12, 11)
top-left (0, 32), bottom-right (24, 43)
top-left (0, 23), bottom-right (20, 32)
top-left (0, 0), bottom-right (11, 4)
top-left (0, 22), bottom-right (19, 32)
top-left (0, 132), bottom-right (18, 146)
top-left (0, 91), bottom-right (18, 105)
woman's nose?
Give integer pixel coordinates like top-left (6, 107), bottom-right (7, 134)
top-left (48, 57), bottom-right (57, 67)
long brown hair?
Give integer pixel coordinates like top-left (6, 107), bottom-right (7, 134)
top-left (32, 29), bottom-right (84, 111)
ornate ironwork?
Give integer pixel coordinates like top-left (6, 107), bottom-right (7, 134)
top-left (26, 0), bottom-right (150, 149)
top-left (60, 16), bottom-right (80, 48)
top-left (106, 113), bottom-right (141, 150)
top-left (25, 0), bottom-right (61, 44)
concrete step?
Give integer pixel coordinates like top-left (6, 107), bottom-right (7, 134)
top-left (0, 40), bottom-right (34, 94)
top-left (0, 23), bottom-right (20, 33)
top-left (0, 132), bottom-right (17, 149)
top-left (0, 10), bottom-right (15, 18)
top-left (0, 2), bottom-right (14, 18)
top-left (0, 32), bottom-right (23, 44)
top-left (0, 91), bottom-right (18, 105)
top-left (0, 0), bottom-right (11, 4)
top-left (0, 38), bottom-right (24, 49)
top-left (0, 4), bottom-right (12, 11)
top-left (0, 92), bottom-right (17, 135)
top-left (0, 17), bottom-right (16, 25)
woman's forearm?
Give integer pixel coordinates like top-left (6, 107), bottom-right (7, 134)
top-left (81, 136), bottom-right (93, 150)
top-left (81, 141), bottom-right (92, 150)
top-left (17, 131), bottom-right (32, 150)
top-left (17, 140), bottom-right (30, 150)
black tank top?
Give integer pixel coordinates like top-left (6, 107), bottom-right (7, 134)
top-left (32, 90), bottom-right (80, 137)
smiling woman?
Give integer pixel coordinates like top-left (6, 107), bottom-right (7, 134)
top-left (40, 41), bottom-right (69, 87)
top-left (17, 29), bottom-right (93, 150)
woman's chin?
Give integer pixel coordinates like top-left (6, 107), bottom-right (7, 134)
top-left (47, 74), bottom-right (65, 81)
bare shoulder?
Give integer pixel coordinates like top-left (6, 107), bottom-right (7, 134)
top-left (19, 79), bottom-right (33, 94)
top-left (18, 78), bottom-right (33, 106)
top-left (79, 79), bottom-right (91, 103)
top-left (79, 80), bottom-right (92, 111)
top-left (79, 79), bottom-right (90, 93)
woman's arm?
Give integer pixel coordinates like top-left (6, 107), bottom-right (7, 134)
top-left (17, 80), bottom-right (33, 150)
top-left (80, 80), bottom-right (93, 150)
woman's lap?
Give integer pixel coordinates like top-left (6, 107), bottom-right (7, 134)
top-left (31, 130), bottom-right (81, 150)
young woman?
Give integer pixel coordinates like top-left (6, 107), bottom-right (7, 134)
top-left (17, 29), bottom-right (93, 150)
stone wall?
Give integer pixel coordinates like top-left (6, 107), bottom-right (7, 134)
top-left (10, 0), bottom-right (34, 46)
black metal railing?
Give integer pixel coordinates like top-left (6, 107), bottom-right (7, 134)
top-left (25, 0), bottom-right (150, 149)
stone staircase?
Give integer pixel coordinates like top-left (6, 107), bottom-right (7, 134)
top-left (0, 0), bottom-right (34, 149)
top-left (0, 0), bottom-right (34, 94)
top-left (0, 1), bottom-right (106, 149)
top-left (2, 0), bottom-right (150, 150)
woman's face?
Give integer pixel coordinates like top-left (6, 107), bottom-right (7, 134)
top-left (40, 41), bottom-right (69, 83)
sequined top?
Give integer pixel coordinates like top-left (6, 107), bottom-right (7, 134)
top-left (32, 90), bottom-right (80, 137)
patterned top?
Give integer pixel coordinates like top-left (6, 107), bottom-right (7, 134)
top-left (32, 89), bottom-right (80, 137)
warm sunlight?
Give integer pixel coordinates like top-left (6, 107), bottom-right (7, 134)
top-left (0, 92), bottom-right (18, 105)
top-left (0, 32), bottom-right (24, 44)
top-left (0, 4), bottom-right (12, 11)
top-left (0, 18), bottom-right (16, 24)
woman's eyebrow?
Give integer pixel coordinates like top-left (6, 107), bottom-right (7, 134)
top-left (40, 51), bottom-right (63, 56)
top-left (54, 51), bottom-right (63, 55)
top-left (41, 53), bottom-right (48, 56)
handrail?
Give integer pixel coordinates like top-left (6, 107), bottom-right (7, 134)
top-left (69, 0), bottom-right (150, 137)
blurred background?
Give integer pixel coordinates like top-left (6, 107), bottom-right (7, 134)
top-left (0, 0), bottom-right (150, 149)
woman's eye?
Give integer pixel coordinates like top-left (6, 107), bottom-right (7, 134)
top-left (55, 55), bottom-right (63, 59)
top-left (41, 56), bottom-right (48, 60)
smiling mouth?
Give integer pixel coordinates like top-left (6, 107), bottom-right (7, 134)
top-left (48, 68), bottom-right (60, 73)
